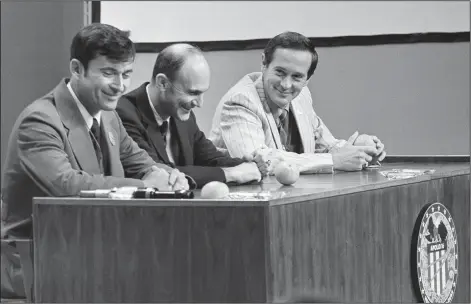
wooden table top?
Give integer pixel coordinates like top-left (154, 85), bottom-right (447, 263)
top-left (34, 161), bottom-right (469, 207)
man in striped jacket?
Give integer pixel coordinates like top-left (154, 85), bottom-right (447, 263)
top-left (209, 31), bottom-right (386, 175)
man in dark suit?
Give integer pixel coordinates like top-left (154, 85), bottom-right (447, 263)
top-left (116, 44), bottom-right (264, 188)
top-left (1, 23), bottom-right (189, 299)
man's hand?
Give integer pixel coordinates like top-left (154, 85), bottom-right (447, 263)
top-left (222, 162), bottom-right (261, 184)
top-left (332, 144), bottom-right (378, 171)
top-left (142, 166), bottom-right (189, 191)
top-left (168, 169), bottom-right (190, 191)
top-left (353, 134), bottom-right (387, 162)
top-left (249, 147), bottom-right (284, 177)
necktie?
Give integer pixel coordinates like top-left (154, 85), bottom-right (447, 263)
top-left (277, 109), bottom-right (289, 150)
top-left (159, 121), bottom-right (169, 144)
top-left (90, 118), bottom-right (101, 144)
top-left (160, 120), bottom-right (180, 165)
top-left (90, 118), bottom-right (104, 173)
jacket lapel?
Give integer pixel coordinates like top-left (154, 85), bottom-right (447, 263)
top-left (254, 75), bottom-right (283, 149)
top-left (135, 83), bottom-right (171, 164)
top-left (53, 79), bottom-right (101, 174)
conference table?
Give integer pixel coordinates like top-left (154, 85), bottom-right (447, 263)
top-left (32, 157), bottom-right (470, 303)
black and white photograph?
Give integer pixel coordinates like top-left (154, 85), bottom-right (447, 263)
top-left (1, 1), bottom-right (469, 303)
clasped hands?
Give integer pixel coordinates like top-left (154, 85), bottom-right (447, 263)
top-left (332, 131), bottom-right (387, 171)
top-left (244, 130), bottom-right (387, 176)
top-left (142, 166), bottom-right (189, 191)
top-left (243, 147), bottom-right (285, 178)
top-left (221, 147), bottom-right (284, 184)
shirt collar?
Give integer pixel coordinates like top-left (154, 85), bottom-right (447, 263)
top-left (146, 83), bottom-right (170, 127)
top-left (66, 81), bottom-right (101, 129)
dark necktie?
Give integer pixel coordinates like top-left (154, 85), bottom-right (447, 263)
top-left (277, 109), bottom-right (289, 150)
top-left (90, 118), bottom-right (101, 144)
top-left (90, 118), bottom-right (104, 173)
top-left (159, 120), bottom-right (180, 165)
top-left (159, 121), bottom-right (169, 144)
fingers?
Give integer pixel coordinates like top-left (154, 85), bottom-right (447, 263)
top-left (248, 161), bottom-right (264, 182)
top-left (378, 150), bottom-right (387, 161)
top-left (169, 169), bottom-right (180, 186)
top-left (172, 178), bottom-right (189, 191)
top-left (360, 158), bottom-right (369, 169)
top-left (256, 159), bottom-right (270, 177)
top-left (248, 161), bottom-right (263, 182)
top-left (359, 151), bottom-right (373, 163)
top-left (376, 141), bottom-right (384, 151)
top-left (358, 145), bottom-right (378, 156)
top-left (254, 167), bottom-right (262, 182)
top-left (371, 136), bottom-right (383, 148)
top-left (172, 180), bottom-right (189, 191)
top-left (347, 131), bottom-right (359, 145)
top-left (168, 169), bottom-right (189, 190)
top-left (253, 153), bottom-right (268, 171)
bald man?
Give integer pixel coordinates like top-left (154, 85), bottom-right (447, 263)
top-left (116, 44), bottom-right (263, 188)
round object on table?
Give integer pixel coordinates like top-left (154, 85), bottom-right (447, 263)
top-left (200, 181), bottom-right (230, 199)
top-left (274, 162), bottom-right (300, 186)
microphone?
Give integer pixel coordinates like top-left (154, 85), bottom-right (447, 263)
top-left (132, 188), bottom-right (194, 199)
top-left (79, 187), bottom-right (194, 199)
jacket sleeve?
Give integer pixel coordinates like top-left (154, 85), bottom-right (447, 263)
top-left (218, 93), bottom-right (268, 158)
top-left (168, 114), bottom-right (244, 187)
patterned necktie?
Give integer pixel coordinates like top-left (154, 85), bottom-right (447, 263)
top-left (277, 109), bottom-right (289, 150)
top-left (90, 118), bottom-right (101, 144)
top-left (90, 118), bottom-right (103, 173)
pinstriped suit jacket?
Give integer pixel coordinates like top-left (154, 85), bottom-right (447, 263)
top-left (209, 72), bottom-right (347, 173)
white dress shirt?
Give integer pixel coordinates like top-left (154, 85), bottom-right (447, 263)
top-left (146, 84), bottom-right (175, 164)
top-left (67, 81), bottom-right (101, 130)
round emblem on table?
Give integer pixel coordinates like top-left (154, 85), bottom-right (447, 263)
top-left (416, 202), bottom-right (458, 303)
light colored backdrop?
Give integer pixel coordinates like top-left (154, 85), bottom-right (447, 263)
top-left (101, 1), bottom-right (469, 42)
top-left (130, 42), bottom-right (469, 156)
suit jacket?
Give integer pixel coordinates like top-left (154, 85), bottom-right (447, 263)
top-left (1, 79), bottom-right (162, 239)
top-left (209, 72), bottom-right (346, 174)
top-left (116, 83), bottom-right (244, 188)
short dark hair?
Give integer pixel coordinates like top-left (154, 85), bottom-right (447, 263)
top-left (70, 23), bottom-right (135, 70)
top-left (263, 31), bottom-right (318, 79)
top-left (151, 44), bottom-right (203, 82)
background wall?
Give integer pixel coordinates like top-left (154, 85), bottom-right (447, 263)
top-left (101, 1), bottom-right (469, 42)
top-left (103, 1), bottom-right (469, 156)
top-left (130, 42), bottom-right (469, 156)
top-left (1, 1), bottom-right (85, 176)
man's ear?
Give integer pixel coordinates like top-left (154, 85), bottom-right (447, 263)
top-left (261, 52), bottom-right (267, 72)
top-left (70, 59), bottom-right (84, 77)
top-left (155, 73), bottom-right (169, 90)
